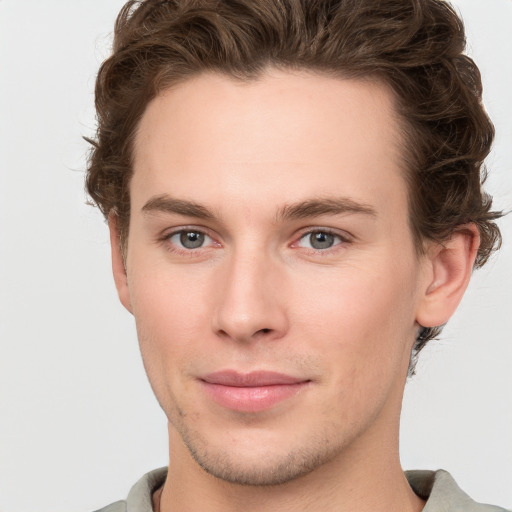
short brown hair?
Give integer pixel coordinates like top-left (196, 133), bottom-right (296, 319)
top-left (86, 0), bottom-right (502, 355)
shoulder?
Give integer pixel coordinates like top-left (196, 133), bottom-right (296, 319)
top-left (93, 501), bottom-right (126, 512)
top-left (406, 469), bottom-right (510, 512)
top-left (92, 467), bottom-right (167, 512)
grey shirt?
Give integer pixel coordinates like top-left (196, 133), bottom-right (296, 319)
top-left (95, 467), bottom-right (508, 512)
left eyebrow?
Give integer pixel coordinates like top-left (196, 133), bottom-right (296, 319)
top-left (277, 197), bottom-right (377, 222)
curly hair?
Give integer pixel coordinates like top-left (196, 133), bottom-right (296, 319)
top-left (85, 0), bottom-right (502, 359)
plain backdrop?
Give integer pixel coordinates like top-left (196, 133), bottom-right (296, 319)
top-left (0, 1), bottom-right (511, 511)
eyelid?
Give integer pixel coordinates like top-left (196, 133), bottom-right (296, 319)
top-left (160, 224), bottom-right (214, 239)
top-left (293, 226), bottom-right (352, 241)
top-left (291, 227), bottom-right (353, 251)
top-left (157, 224), bottom-right (352, 252)
top-left (159, 225), bottom-right (221, 251)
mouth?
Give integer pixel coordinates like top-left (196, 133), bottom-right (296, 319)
top-left (200, 370), bottom-right (311, 413)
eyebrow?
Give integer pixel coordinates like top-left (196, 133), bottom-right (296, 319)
top-left (141, 194), bottom-right (377, 222)
top-left (142, 195), bottom-right (215, 219)
top-left (277, 197), bottom-right (377, 222)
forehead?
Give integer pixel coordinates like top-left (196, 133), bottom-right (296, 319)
top-left (132, 70), bottom-right (407, 217)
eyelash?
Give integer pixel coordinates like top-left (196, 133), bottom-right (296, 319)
top-left (159, 226), bottom-right (351, 255)
top-left (293, 228), bottom-right (350, 252)
top-left (160, 227), bottom-right (218, 255)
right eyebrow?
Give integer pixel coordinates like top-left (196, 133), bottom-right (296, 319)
top-left (141, 194), bottom-right (215, 219)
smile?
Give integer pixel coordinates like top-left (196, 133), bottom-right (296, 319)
top-left (200, 371), bottom-right (311, 413)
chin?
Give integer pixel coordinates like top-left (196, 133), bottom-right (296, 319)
top-left (175, 414), bottom-right (346, 487)
top-left (190, 444), bottom-right (336, 487)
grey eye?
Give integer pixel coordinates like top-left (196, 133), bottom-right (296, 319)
top-left (180, 231), bottom-right (205, 249)
top-left (169, 230), bottom-right (208, 249)
top-left (298, 231), bottom-right (340, 250)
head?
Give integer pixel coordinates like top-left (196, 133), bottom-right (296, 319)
top-left (87, 0), bottom-right (501, 358)
top-left (85, 0), bottom-right (502, 486)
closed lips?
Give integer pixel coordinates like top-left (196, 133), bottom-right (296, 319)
top-left (200, 371), bottom-right (311, 412)
top-left (201, 370), bottom-right (310, 386)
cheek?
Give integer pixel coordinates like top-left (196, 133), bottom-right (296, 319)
top-left (293, 271), bottom-right (417, 430)
top-left (127, 266), bottom-right (214, 396)
top-left (129, 256), bottom-right (213, 337)
top-left (292, 259), bottom-right (419, 380)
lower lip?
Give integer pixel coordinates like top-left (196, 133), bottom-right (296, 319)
top-left (201, 381), bottom-right (309, 413)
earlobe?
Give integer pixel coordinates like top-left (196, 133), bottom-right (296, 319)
top-left (108, 213), bottom-right (133, 314)
top-left (416, 224), bottom-right (480, 329)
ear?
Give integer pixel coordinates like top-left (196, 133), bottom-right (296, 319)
top-left (108, 213), bottom-right (133, 314)
top-left (416, 224), bottom-right (480, 329)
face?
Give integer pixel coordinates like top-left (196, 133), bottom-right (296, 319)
top-left (117, 70), bottom-right (433, 485)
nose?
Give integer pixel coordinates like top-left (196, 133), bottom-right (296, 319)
top-left (212, 248), bottom-right (289, 343)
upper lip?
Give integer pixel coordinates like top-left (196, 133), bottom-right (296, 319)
top-left (201, 370), bottom-right (309, 387)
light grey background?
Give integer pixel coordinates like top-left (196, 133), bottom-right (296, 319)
top-left (0, 1), bottom-right (510, 511)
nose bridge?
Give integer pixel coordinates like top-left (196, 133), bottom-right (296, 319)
top-left (213, 241), bottom-right (287, 342)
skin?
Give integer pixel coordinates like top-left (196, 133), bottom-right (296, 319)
top-left (110, 70), bottom-right (479, 512)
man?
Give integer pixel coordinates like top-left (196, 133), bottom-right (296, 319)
top-left (85, 0), bottom-right (506, 510)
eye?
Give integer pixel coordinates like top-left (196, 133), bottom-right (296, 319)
top-left (297, 231), bottom-right (344, 250)
top-left (168, 230), bottom-right (212, 249)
